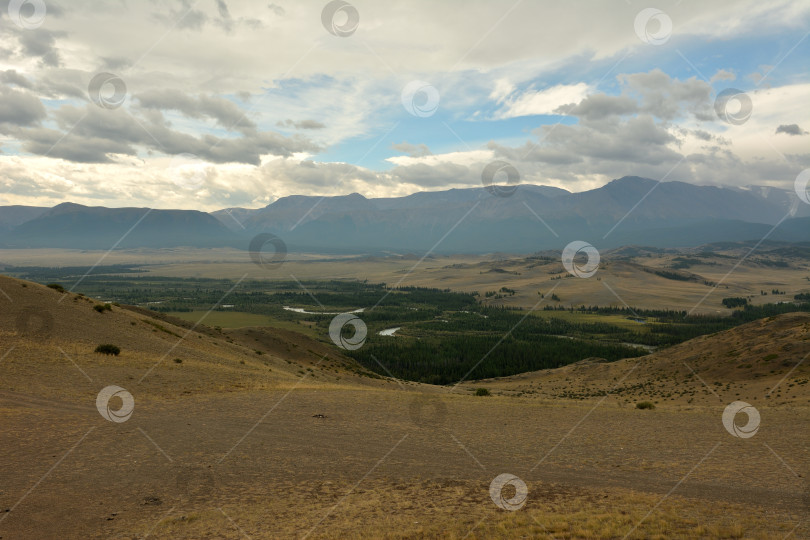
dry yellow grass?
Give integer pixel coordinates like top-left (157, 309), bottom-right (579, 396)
top-left (2, 274), bottom-right (810, 539)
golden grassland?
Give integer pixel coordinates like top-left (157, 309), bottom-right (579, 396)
top-left (154, 479), bottom-right (802, 539)
top-left (2, 274), bottom-right (810, 539)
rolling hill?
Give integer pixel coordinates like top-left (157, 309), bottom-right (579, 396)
top-left (2, 274), bottom-right (810, 538)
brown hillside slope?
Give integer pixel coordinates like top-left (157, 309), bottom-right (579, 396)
top-left (0, 275), bottom-right (387, 403)
top-left (3, 275), bottom-right (810, 539)
top-left (473, 312), bottom-right (810, 407)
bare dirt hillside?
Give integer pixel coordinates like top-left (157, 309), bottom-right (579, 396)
top-left (2, 275), bottom-right (810, 539)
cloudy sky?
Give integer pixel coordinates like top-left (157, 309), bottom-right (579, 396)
top-left (0, 0), bottom-right (808, 210)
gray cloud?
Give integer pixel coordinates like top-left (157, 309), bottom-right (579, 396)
top-left (620, 70), bottom-right (713, 121)
top-left (135, 89), bottom-right (257, 132)
top-left (775, 124), bottom-right (807, 136)
top-left (152, 0), bottom-right (208, 31)
top-left (391, 142), bottom-right (432, 157)
top-left (0, 85), bottom-right (47, 131)
top-left (18, 102), bottom-right (318, 165)
top-left (34, 69), bottom-right (88, 100)
top-left (99, 57), bottom-right (132, 72)
top-left (0, 70), bottom-right (32, 89)
top-left (215, 0), bottom-right (234, 32)
top-left (278, 119), bottom-right (326, 130)
top-left (18, 29), bottom-right (62, 67)
top-left (556, 94), bottom-right (637, 121)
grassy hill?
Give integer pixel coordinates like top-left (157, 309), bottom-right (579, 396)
top-left (469, 312), bottom-right (810, 407)
top-left (2, 274), bottom-right (810, 539)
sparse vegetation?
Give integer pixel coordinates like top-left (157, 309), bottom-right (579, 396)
top-left (94, 344), bottom-right (121, 356)
top-left (722, 297), bottom-right (748, 308)
top-left (475, 388), bottom-right (491, 396)
top-left (93, 303), bottom-right (112, 313)
top-left (636, 401), bottom-right (655, 410)
top-left (46, 283), bottom-right (65, 293)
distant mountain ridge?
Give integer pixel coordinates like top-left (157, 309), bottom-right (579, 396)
top-left (211, 176), bottom-right (810, 252)
top-left (2, 177), bottom-right (809, 252)
top-left (3, 203), bottom-right (236, 249)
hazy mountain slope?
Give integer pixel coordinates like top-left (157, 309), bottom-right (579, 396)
top-left (0, 205), bottom-right (49, 233)
top-left (5, 178), bottom-right (809, 251)
top-left (3, 203), bottom-right (239, 249)
top-left (229, 176), bottom-right (803, 252)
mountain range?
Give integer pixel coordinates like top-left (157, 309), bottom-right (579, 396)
top-left (3, 176), bottom-right (809, 252)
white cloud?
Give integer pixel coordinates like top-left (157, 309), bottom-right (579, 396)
top-left (386, 149), bottom-right (494, 168)
top-left (0, 1), bottom-right (809, 208)
top-left (494, 83), bottom-right (591, 119)
top-left (710, 69), bottom-right (736, 83)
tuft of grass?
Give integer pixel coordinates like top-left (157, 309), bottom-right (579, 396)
top-left (475, 388), bottom-right (491, 396)
top-left (94, 344), bottom-right (121, 356)
top-left (143, 319), bottom-right (181, 337)
top-left (174, 358), bottom-right (183, 364)
top-left (636, 401), bottom-right (655, 410)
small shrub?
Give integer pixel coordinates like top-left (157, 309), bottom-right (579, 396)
top-left (475, 388), bottom-right (491, 396)
top-left (93, 303), bottom-right (112, 313)
top-left (173, 358), bottom-right (182, 364)
top-left (47, 283), bottom-right (65, 293)
top-left (95, 344), bottom-right (121, 356)
top-left (636, 401), bottom-right (655, 410)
